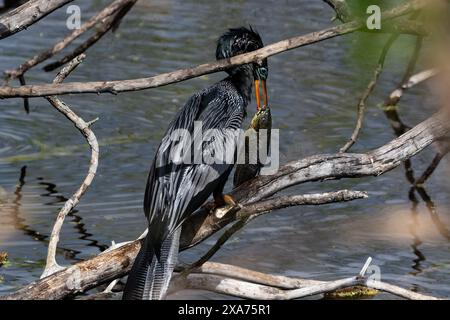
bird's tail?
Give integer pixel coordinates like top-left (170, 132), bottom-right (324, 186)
top-left (122, 228), bottom-right (180, 300)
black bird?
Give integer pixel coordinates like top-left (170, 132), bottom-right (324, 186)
top-left (122, 26), bottom-right (268, 300)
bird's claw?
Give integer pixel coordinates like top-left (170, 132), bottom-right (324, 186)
top-left (203, 194), bottom-right (239, 213)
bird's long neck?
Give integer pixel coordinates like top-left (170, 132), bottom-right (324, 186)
top-left (228, 64), bottom-right (253, 105)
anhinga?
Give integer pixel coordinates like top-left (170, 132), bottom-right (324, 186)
top-left (123, 26), bottom-right (268, 300)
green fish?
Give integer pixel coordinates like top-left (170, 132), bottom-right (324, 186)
top-left (233, 106), bottom-right (272, 187)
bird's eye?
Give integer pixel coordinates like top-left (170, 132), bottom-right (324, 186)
top-left (259, 67), bottom-right (268, 78)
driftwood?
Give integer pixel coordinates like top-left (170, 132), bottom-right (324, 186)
top-left (0, 0), bottom-right (429, 98)
top-left (339, 34), bottom-right (398, 152)
top-left (0, 0), bottom-right (73, 39)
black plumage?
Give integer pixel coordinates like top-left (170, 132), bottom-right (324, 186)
top-left (123, 26), bottom-right (268, 300)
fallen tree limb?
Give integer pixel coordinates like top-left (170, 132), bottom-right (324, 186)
top-left (81, 260), bottom-right (441, 300)
top-left (0, 0), bottom-right (73, 40)
top-left (1, 109), bottom-right (448, 300)
top-left (0, 0), bottom-right (428, 98)
top-left (323, 0), bottom-right (427, 35)
top-left (0, 189), bottom-right (366, 300)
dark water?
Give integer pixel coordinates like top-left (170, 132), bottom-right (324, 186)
top-left (1, 0), bottom-right (449, 299)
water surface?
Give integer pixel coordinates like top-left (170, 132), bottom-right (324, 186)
top-left (0, 0), bottom-right (449, 299)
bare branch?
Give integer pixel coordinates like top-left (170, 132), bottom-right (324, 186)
top-left (322, 0), bottom-right (427, 35)
top-left (340, 34), bottom-right (398, 153)
top-left (386, 69), bottom-right (437, 112)
top-left (73, 261), bottom-right (440, 300)
top-left (1, 109), bottom-right (448, 300)
top-left (0, 0), bottom-right (428, 98)
top-left (178, 262), bottom-right (323, 289)
top-left (4, 0), bottom-right (136, 80)
top-left (42, 0), bottom-right (137, 72)
top-left (41, 54), bottom-right (100, 278)
top-left (179, 216), bottom-right (254, 277)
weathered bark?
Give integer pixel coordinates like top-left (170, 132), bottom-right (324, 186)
top-left (0, 0), bottom-right (427, 98)
top-left (232, 112), bottom-right (449, 204)
top-left (340, 34), bottom-right (399, 153)
top-left (0, 0), bottom-right (73, 39)
top-left (42, 54), bottom-right (100, 278)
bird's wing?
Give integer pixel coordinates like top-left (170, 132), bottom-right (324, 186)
top-left (144, 86), bottom-right (244, 244)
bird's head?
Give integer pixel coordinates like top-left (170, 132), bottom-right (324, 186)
top-left (216, 26), bottom-right (268, 110)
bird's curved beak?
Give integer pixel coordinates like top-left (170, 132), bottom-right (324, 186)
top-left (254, 79), bottom-right (268, 111)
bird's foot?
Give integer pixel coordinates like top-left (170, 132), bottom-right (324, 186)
top-left (222, 194), bottom-right (237, 207)
top-left (203, 193), bottom-right (239, 213)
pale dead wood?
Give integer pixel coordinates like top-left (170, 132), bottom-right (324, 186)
top-left (42, 0), bottom-right (137, 72)
top-left (0, 0), bottom-right (428, 98)
top-left (365, 279), bottom-right (439, 300)
top-left (41, 54), bottom-right (100, 278)
top-left (231, 112), bottom-right (449, 206)
top-left (179, 262), bottom-right (324, 289)
top-left (323, 0), bottom-right (427, 35)
top-left (385, 68), bottom-right (437, 111)
top-left (181, 111), bottom-right (449, 248)
top-left (0, 0), bottom-right (73, 39)
top-left (78, 260), bottom-right (440, 300)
